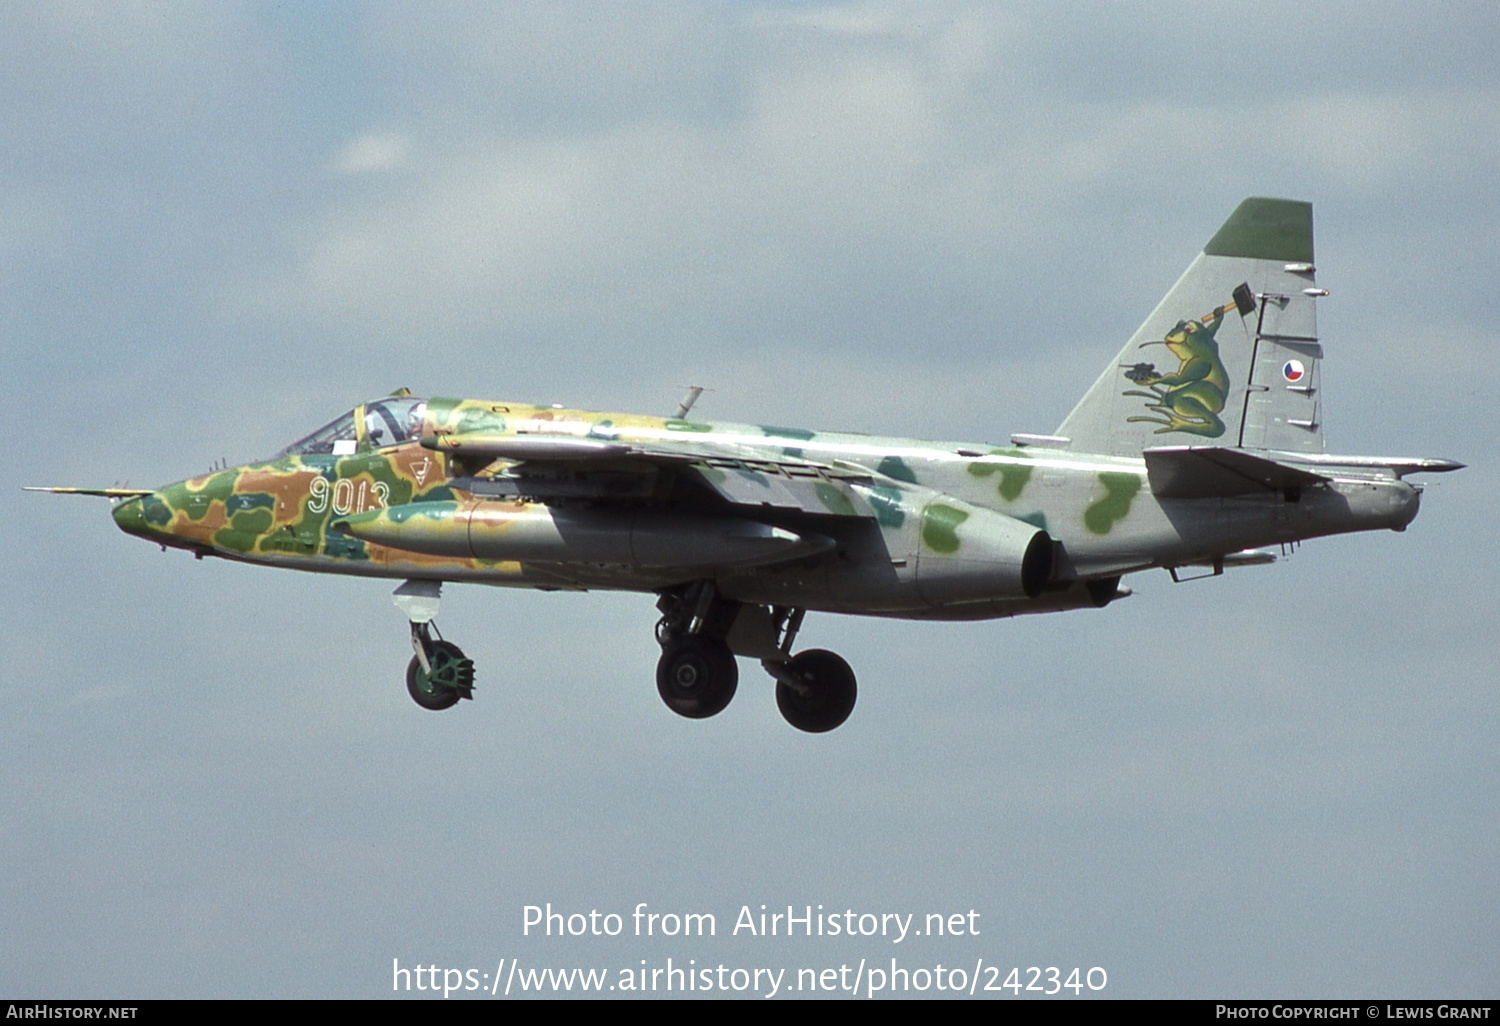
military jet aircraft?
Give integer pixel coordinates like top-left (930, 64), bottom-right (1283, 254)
top-left (31, 198), bottom-right (1460, 732)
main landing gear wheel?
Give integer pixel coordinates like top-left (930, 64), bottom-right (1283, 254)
top-left (775, 649), bottom-right (857, 733)
top-left (406, 640), bottom-right (475, 711)
top-left (656, 636), bottom-right (738, 719)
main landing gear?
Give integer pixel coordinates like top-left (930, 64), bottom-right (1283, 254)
top-left (393, 581), bottom-right (473, 712)
top-left (655, 584), bottom-right (857, 733)
top-left (765, 649), bottom-right (857, 734)
top-left (655, 634), bottom-right (739, 719)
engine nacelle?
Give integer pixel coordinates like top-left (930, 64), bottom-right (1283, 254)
top-left (912, 497), bottom-right (1053, 606)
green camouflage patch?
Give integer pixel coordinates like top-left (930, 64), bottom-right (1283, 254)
top-left (921, 503), bottom-right (969, 553)
top-left (1083, 472), bottom-right (1143, 535)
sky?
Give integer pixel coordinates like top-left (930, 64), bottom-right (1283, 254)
top-left (2, 0), bottom-right (1496, 1000)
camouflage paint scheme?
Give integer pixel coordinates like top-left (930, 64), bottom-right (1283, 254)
top-left (35, 198), bottom-right (1464, 729)
top-left (108, 387), bottom-right (1427, 622)
top-left (40, 198), bottom-right (1458, 730)
top-left (114, 396), bottom-right (1075, 604)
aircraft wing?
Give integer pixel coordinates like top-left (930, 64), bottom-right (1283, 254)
top-left (424, 432), bottom-right (882, 518)
top-left (23, 486), bottom-right (155, 498)
top-left (679, 460), bottom-right (878, 517)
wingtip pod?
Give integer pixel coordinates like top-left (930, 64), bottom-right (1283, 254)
top-left (1265, 452), bottom-right (1466, 478)
top-left (1203, 197), bottom-right (1314, 264)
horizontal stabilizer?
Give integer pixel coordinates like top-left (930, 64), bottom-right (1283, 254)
top-left (1144, 446), bottom-right (1329, 498)
top-left (1258, 451), bottom-right (1465, 478)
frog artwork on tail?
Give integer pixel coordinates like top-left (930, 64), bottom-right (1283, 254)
top-left (1120, 296), bottom-right (1239, 438)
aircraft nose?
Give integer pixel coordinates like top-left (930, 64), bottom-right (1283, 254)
top-left (112, 495), bottom-right (145, 535)
top-left (112, 492), bottom-right (168, 541)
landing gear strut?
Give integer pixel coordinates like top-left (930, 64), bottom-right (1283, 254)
top-left (654, 582), bottom-right (738, 719)
top-left (755, 607), bottom-right (857, 732)
top-left (394, 580), bottom-right (474, 712)
top-left (654, 589), bottom-right (858, 731)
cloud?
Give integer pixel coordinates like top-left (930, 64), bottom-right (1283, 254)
top-left (8, 1), bottom-right (1499, 998)
top-left (333, 131), bottom-right (412, 175)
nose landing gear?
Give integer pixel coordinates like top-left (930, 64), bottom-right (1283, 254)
top-left (406, 624), bottom-right (474, 711)
top-left (394, 580), bottom-right (473, 712)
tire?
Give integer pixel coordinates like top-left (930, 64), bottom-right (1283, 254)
top-left (776, 649), bottom-right (856, 733)
top-left (406, 640), bottom-right (473, 711)
top-left (656, 635), bottom-right (738, 719)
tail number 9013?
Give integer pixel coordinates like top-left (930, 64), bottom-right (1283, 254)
top-left (307, 477), bottom-right (390, 515)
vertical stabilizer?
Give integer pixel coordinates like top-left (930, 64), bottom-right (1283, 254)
top-left (1056, 198), bottom-right (1326, 456)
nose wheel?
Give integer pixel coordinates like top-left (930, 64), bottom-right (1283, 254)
top-left (406, 628), bottom-right (474, 711)
top-left (393, 580), bottom-right (473, 712)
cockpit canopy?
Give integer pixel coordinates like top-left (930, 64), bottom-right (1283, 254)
top-left (276, 397), bottom-right (429, 458)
